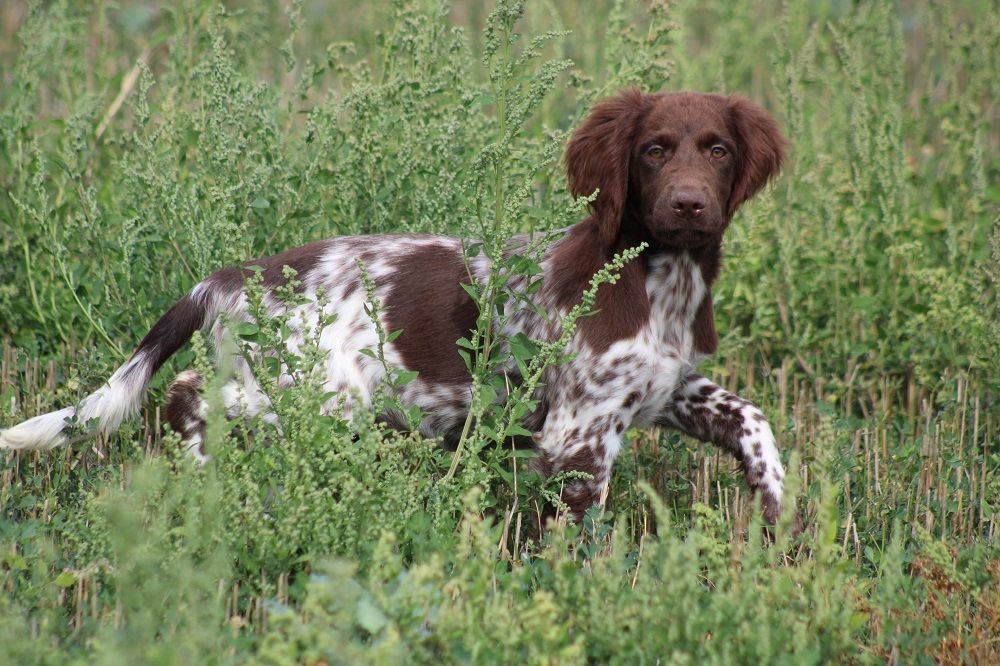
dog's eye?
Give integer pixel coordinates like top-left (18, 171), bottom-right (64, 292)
top-left (710, 145), bottom-right (728, 159)
top-left (646, 145), bottom-right (666, 159)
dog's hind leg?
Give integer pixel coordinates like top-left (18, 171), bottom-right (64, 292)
top-left (165, 365), bottom-right (282, 462)
top-left (165, 370), bottom-right (210, 463)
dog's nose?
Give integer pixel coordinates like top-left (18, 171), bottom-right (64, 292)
top-left (670, 191), bottom-right (706, 218)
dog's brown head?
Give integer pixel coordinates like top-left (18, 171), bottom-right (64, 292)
top-left (565, 89), bottom-right (787, 248)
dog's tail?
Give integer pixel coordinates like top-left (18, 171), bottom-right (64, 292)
top-left (1, 290), bottom-right (221, 451)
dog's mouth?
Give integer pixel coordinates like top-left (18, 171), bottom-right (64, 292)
top-left (651, 224), bottom-right (722, 247)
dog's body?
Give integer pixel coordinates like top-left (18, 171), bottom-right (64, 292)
top-left (1, 90), bottom-right (791, 522)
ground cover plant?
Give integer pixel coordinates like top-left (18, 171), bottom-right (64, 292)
top-left (1, 0), bottom-right (998, 663)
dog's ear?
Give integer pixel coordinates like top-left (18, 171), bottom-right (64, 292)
top-left (565, 88), bottom-right (648, 245)
top-left (725, 96), bottom-right (788, 215)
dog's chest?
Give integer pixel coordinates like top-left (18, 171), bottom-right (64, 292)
top-left (552, 252), bottom-right (706, 429)
top-left (609, 253), bottom-right (706, 425)
top-left (643, 253), bottom-right (705, 359)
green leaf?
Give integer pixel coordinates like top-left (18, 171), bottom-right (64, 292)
top-left (506, 423), bottom-right (533, 438)
top-left (477, 383), bottom-right (498, 411)
top-left (395, 370), bottom-right (419, 386)
top-left (509, 332), bottom-right (539, 361)
top-left (406, 404), bottom-right (422, 426)
top-left (55, 571), bottom-right (77, 588)
top-left (459, 282), bottom-right (480, 302)
top-left (236, 322), bottom-right (259, 339)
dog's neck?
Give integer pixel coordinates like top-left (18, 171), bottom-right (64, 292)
top-left (616, 211), bottom-right (725, 287)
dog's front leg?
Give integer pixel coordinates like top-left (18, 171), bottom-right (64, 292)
top-left (533, 407), bottom-right (627, 522)
top-left (656, 373), bottom-right (792, 526)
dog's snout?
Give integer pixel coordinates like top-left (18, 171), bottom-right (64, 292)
top-left (670, 190), bottom-right (706, 218)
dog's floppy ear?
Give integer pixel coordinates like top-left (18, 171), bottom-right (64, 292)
top-left (725, 95), bottom-right (788, 215)
top-left (565, 88), bottom-right (648, 245)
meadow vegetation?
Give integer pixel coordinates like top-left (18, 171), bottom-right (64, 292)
top-left (1, 0), bottom-right (998, 662)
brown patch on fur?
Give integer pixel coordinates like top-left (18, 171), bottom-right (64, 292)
top-left (690, 243), bottom-right (721, 356)
top-left (383, 244), bottom-right (477, 385)
top-left (564, 377), bottom-right (585, 403)
top-left (694, 242), bottom-right (722, 285)
top-left (546, 220), bottom-right (605, 307)
top-left (692, 295), bottom-right (718, 356)
top-left (247, 240), bottom-right (332, 287)
top-left (165, 371), bottom-right (206, 453)
top-left (593, 441), bottom-right (607, 461)
top-left (582, 243), bottom-right (651, 353)
top-left (128, 294), bottom-right (207, 382)
top-left (592, 367), bottom-right (618, 385)
top-left (760, 489), bottom-right (783, 526)
top-left (557, 446), bottom-right (607, 519)
top-left (724, 96), bottom-right (788, 215)
top-left (565, 88), bottom-right (651, 246)
top-left (583, 417), bottom-right (611, 441)
top-left (208, 240), bottom-right (333, 292)
top-left (441, 424), bottom-right (463, 450)
top-left (546, 224), bottom-right (652, 354)
top-left (559, 446), bottom-right (604, 478)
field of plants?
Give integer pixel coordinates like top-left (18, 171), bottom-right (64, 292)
top-left (1, 0), bottom-right (998, 662)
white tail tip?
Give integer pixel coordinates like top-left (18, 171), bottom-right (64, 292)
top-left (1, 351), bottom-right (152, 453)
top-left (0, 407), bottom-right (74, 451)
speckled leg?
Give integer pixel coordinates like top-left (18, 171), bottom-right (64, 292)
top-left (657, 373), bottom-right (790, 525)
top-left (533, 405), bottom-right (628, 522)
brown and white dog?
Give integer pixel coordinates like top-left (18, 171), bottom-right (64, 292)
top-left (1, 89), bottom-right (790, 524)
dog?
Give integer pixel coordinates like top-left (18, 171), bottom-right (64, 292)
top-left (1, 89), bottom-right (791, 524)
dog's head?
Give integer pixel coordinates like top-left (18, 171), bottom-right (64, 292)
top-left (565, 89), bottom-right (787, 248)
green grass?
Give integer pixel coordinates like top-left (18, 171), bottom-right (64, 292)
top-left (1, 0), bottom-right (998, 663)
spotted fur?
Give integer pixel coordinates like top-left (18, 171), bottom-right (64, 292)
top-left (1, 90), bottom-right (793, 526)
top-left (165, 370), bottom-right (209, 463)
